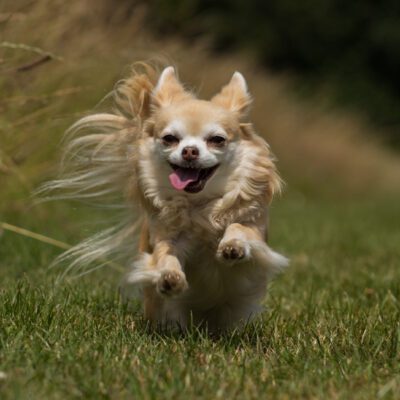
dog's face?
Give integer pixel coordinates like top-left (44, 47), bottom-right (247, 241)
top-left (153, 100), bottom-right (238, 194)
top-left (145, 67), bottom-right (252, 195)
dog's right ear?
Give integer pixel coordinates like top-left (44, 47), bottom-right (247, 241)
top-left (152, 66), bottom-right (192, 108)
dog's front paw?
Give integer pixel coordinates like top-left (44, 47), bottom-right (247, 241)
top-left (217, 239), bottom-right (250, 263)
top-left (157, 270), bottom-right (188, 297)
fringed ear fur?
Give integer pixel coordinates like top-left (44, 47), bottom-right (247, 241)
top-left (211, 72), bottom-right (252, 118)
top-left (114, 63), bottom-right (158, 122)
top-left (152, 66), bottom-right (192, 108)
top-left (239, 122), bottom-right (255, 140)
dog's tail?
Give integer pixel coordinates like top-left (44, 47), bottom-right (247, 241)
top-left (36, 63), bottom-right (161, 278)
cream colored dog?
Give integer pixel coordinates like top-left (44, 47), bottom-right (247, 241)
top-left (45, 64), bottom-right (288, 332)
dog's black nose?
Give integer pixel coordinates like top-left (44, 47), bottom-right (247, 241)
top-left (182, 146), bottom-right (199, 161)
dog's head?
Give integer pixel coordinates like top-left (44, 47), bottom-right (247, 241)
top-left (143, 67), bottom-right (252, 195)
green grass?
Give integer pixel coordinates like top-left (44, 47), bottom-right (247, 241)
top-left (1, 3), bottom-right (400, 398)
top-left (1, 195), bottom-right (399, 399)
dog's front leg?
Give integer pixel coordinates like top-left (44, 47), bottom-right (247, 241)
top-left (129, 227), bottom-right (189, 323)
top-left (152, 239), bottom-right (188, 297)
top-left (217, 223), bottom-right (262, 262)
top-left (217, 223), bottom-right (289, 272)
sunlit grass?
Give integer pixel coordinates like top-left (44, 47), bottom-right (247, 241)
top-left (1, 196), bottom-right (399, 399)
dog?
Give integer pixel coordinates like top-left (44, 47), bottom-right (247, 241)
top-left (45, 64), bottom-right (288, 332)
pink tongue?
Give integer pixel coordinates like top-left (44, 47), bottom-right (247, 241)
top-left (169, 168), bottom-right (200, 190)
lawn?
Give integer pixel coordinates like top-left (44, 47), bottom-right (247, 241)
top-left (1, 4), bottom-right (399, 396)
top-left (1, 194), bottom-right (399, 399)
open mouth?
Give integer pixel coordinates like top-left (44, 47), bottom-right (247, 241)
top-left (168, 163), bottom-right (219, 193)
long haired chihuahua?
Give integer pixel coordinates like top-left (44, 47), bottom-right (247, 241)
top-left (44, 63), bottom-right (288, 332)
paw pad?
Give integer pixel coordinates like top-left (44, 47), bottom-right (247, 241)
top-left (217, 239), bottom-right (249, 262)
top-left (157, 270), bottom-right (188, 297)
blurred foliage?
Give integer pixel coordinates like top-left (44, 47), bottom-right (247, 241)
top-left (143, 0), bottom-right (400, 147)
top-left (1, 0), bottom-right (400, 200)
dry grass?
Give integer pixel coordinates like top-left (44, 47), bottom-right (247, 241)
top-left (1, 0), bottom-right (400, 212)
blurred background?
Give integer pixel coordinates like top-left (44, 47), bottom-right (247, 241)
top-left (1, 0), bottom-right (400, 241)
top-left (2, 4), bottom-right (400, 396)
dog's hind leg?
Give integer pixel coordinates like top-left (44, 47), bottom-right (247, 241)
top-left (143, 286), bottom-right (162, 322)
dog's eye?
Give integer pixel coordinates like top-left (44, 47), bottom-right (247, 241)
top-left (207, 135), bottom-right (226, 146)
top-left (162, 134), bottom-right (180, 146)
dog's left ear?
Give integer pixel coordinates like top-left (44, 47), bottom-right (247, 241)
top-left (211, 72), bottom-right (252, 118)
top-left (152, 66), bottom-right (192, 108)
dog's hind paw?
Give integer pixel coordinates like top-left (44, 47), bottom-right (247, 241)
top-left (157, 269), bottom-right (188, 297)
top-left (217, 239), bottom-right (250, 263)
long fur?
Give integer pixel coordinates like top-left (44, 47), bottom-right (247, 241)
top-left (37, 64), bottom-right (160, 272)
top-left (40, 63), bottom-right (288, 331)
